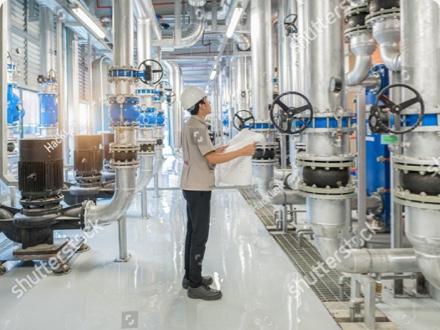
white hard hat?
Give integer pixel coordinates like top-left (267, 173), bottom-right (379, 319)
top-left (181, 86), bottom-right (207, 110)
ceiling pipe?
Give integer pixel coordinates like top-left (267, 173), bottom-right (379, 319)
top-left (134, 0), bottom-right (162, 41)
top-left (154, 6), bottom-right (206, 50)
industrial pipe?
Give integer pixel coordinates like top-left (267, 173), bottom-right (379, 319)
top-left (232, 33), bottom-right (251, 51)
top-left (135, 154), bottom-right (154, 192)
top-left (154, 7), bottom-right (206, 50)
top-left (345, 31), bottom-right (376, 86)
top-left (308, 198), bottom-right (419, 274)
top-left (370, 15), bottom-right (401, 72)
top-left (163, 60), bottom-right (182, 151)
top-left (85, 167), bottom-right (137, 227)
top-left (134, 0), bottom-right (162, 41)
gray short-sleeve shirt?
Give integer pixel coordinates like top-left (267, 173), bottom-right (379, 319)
top-left (180, 116), bottom-right (216, 191)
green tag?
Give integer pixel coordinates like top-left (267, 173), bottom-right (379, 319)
top-left (381, 134), bottom-right (399, 145)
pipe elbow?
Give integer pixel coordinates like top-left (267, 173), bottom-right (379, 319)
top-left (345, 55), bottom-right (372, 86)
top-left (232, 33), bottom-right (251, 51)
top-left (379, 44), bottom-right (401, 72)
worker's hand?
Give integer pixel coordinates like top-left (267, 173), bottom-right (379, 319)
top-left (240, 143), bottom-right (257, 156)
top-left (216, 145), bottom-right (228, 153)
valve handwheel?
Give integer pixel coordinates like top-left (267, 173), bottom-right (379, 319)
top-left (371, 84), bottom-right (425, 135)
top-left (233, 110), bottom-right (255, 131)
top-left (270, 91), bottom-right (314, 134)
top-left (138, 59), bottom-right (164, 85)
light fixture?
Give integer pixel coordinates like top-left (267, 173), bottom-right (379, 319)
top-left (226, 5), bottom-right (244, 39)
top-left (71, 4), bottom-right (107, 40)
top-left (209, 70), bottom-right (217, 81)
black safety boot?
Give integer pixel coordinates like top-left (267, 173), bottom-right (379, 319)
top-left (182, 276), bottom-right (213, 289)
top-left (187, 284), bottom-right (222, 301)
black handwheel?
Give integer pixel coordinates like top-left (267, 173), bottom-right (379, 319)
top-left (284, 14), bottom-right (298, 36)
top-left (233, 110), bottom-right (255, 131)
top-left (270, 91), bottom-right (313, 134)
top-left (372, 84), bottom-right (425, 135)
top-left (138, 59), bottom-right (163, 85)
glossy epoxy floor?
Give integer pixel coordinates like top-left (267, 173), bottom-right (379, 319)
top-left (0, 188), bottom-right (340, 329)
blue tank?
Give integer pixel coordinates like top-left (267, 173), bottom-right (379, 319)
top-left (39, 92), bottom-right (58, 127)
top-left (7, 83), bottom-right (23, 125)
top-left (365, 64), bottom-right (391, 230)
top-left (109, 96), bottom-right (140, 125)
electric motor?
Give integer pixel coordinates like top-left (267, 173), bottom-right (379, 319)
top-left (74, 135), bottom-right (103, 180)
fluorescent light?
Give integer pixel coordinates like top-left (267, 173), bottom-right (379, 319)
top-left (226, 6), bottom-right (244, 39)
top-left (209, 70), bottom-right (217, 81)
top-left (72, 5), bottom-right (107, 40)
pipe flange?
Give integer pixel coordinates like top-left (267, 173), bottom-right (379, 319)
top-left (394, 162), bottom-right (440, 175)
top-left (298, 182), bottom-right (356, 199)
top-left (297, 153), bottom-right (355, 167)
top-left (394, 155), bottom-right (440, 168)
top-left (344, 26), bottom-right (371, 40)
top-left (394, 188), bottom-right (440, 209)
top-left (252, 159), bottom-right (278, 165)
top-left (365, 8), bottom-right (400, 27)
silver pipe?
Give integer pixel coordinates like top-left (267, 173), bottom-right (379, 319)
top-left (117, 216), bottom-right (129, 261)
top-left (0, 2), bottom-right (16, 186)
top-left (355, 92), bottom-right (367, 237)
top-left (136, 154), bottom-right (154, 192)
top-left (371, 16), bottom-right (401, 72)
top-left (163, 61), bottom-right (182, 151)
top-left (232, 33), bottom-right (251, 51)
top-left (113, 0), bottom-right (133, 67)
top-left (308, 198), bottom-right (419, 274)
top-left (345, 30), bottom-right (376, 86)
top-left (137, 18), bottom-right (152, 62)
top-left (85, 167), bottom-right (137, 227)
top-left (134, 0), bottom-right (162, 40)
top-left (40, 6), bottom-right (56, 75)
top-left (250, 0), bottom-right (272, 121)
top-left (175, 0), bottom-right (182, 44)
top-left (154, 7), bottom-right (206, 50)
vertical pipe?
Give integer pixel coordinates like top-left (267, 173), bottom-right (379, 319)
top-left (56, 14), bottom-right (67, 156)
top-left (116, 216), bottom-right (129, 261)
top-left (175, 0), bottom-right (182, 44)
top-left (0, 1), bottom-right (15, 185)
top-left (40, 7), bottom-right (55, 75)
top-left (250, 0), bottom-right (272, 121)
top-left (356, 93), bottom-right (367, 236)
top-left (137, 18), bottom-right (152, 63)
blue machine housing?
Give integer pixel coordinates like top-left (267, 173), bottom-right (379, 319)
top-left (365, 64), bottom-right (391, 230)
top-left (7, 83), bottom-right (23, 125)
top-left (39, 92), bottom-right (58, 127)
top-left (109, 96), bottom-right (140, 125)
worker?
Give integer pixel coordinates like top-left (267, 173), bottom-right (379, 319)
top-left (180, 86), bottom-right (256, 301)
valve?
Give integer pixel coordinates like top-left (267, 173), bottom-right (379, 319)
top-left (369, 84), bottom-right (425, 135)
top-left (233, 110), bottom-right (255, 131)
top-left (270, 91), bottom-right (314, 135)
top-left (138, 59), bottom-right (163, 85)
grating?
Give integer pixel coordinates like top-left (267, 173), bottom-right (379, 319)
top-left (239, 187), bottom-right (351, 302)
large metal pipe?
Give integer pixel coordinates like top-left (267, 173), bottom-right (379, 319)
top-left (85, 167), bottom-right (137, 227)
top-left (308, 198), bottom-right (419, 274)
top-left (137, 18), bottom-right (152, 62)
top-left (154, 7), bottom-right (206, 50)
top-left (163, 61), bottom-right (182, 151)
top-left (40, 6), bottom-right (56, 75)
top-left (113, 0), bottom-right (133, 67)
top-left (250, 0), bottom-right (272, 121)
top-left (345, 31), bottom-right (376, 86)
top-left (134, 0), bottom-right (162, 41)
top-left (135, 154), bottom-right (154, 192)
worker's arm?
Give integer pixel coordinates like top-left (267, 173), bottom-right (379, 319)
top-left (205, 143), bottom-right (256, 165)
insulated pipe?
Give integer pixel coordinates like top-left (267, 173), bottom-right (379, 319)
top-left (134, 0), bottom-right (162, 41)
top-left (163, 60), bottom-right (182, 151)
top-left (154, 7), bottom-right (206, 50)
top-left (137, 18), bottom-right (152, 62)
top-left (308, 198), bottom-right (419, 274)
top-left (113, 0), bottom-right (133, 68)
top-left (85, 167), bottom-right (137, 227)
top-left (370, 16), bottom-right (401, 72)
top-left (232, 33), bottom-right (251, 51)
top-left (250, 0), bottom-right (272, 121)
top-left (345, 31), bottom-right (376, 86)
top-left (135, 154), bottom-right (154, 192)
top-left (40, 6), bottom-right (56, 75)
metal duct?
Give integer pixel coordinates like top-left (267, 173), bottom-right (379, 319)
top-left (154, 7), bottom-right (206, 50)
top-left (232, 33), bottom-right (251, 51)
top-left (308, 198), bottom-right (419, 274)
top-left (250, 0), bottom-right (272, 121)
top-left (345, 30), bottom-right (376, 86)
top-left (163, 61), bottom-right (182, 150)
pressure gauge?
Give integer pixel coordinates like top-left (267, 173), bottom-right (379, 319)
top-left (116, 95), bottom-right (126, 104)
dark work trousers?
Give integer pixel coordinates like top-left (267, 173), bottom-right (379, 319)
top-left (182, 190), bottom-right (212, 288)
